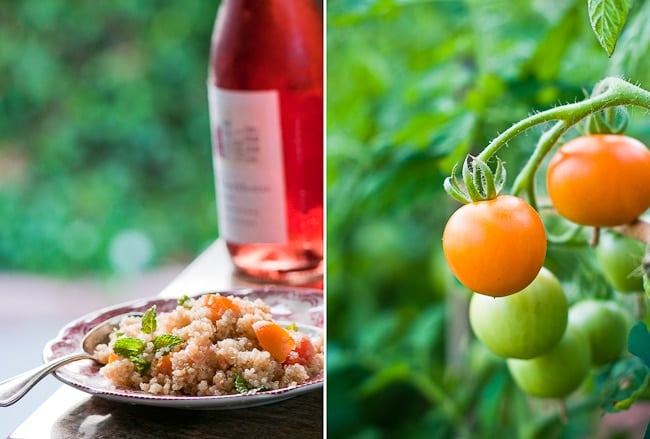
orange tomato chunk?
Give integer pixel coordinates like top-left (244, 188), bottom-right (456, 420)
top-left (284, 336), bottom-right (316, 365)
top-left (157, 354), bottom-right (173, 375)
top-left (108, 352), bottom-right (121, 363)
top-left (204, 294), bottom-right (240, 320)
top-left (252, 321), bottom-right (296, 362)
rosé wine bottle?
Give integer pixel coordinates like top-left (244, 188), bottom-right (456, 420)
top-left (207, 0), bottom-right (323, 286)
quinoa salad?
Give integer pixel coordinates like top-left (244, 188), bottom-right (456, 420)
top-left (94, 293), bottom-right (324, 396)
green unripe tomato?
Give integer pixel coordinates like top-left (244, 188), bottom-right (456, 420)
top-left (469, 267), bottom-right (568, 359)
top-left (596, 231), bottom-right (645, 293)
top-left (507, 326), bottom-right (591, 399)
top-left (569, 299), bottom-right (628, 366)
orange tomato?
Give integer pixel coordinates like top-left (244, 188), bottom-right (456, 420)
top-left (204, 294), bottom-right (240, 321)
top-left (284, 336), bottom-right (316, 366)
top-left (442, 195), bottom-right (546, 296)
top-left (108, 351), bottom-right (121, 363)
top-left (546, 134), bottom-right (650, 227)
top-left (157, 354), bottom-right (173, 375)
top-left (252, 321), bottom-right (296, 362)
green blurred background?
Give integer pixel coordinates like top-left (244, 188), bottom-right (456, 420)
top-left (0, 1), bottom-right (219, 277)
top-left (327, 0), bottom-right (650, 438)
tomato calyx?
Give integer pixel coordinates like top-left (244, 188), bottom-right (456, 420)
top-left (443, 155), bottom-right (506, 204)
top-left (583, 106), bottom-right (628, 135)
top-left (582, 81), bottom-right (629, 135)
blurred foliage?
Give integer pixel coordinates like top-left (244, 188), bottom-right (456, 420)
top-left (0, 1), bottom-right (220, 276)
top-left (327, 0), bottom-right (650, 437)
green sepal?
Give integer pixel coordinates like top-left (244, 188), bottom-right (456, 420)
top-left (443, 155), bottom-right (506, 203)
top-left (584, 106), bottom-right (629, 135)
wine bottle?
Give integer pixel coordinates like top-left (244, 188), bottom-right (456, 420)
top-left (208, 0), bottom-right (323, 285)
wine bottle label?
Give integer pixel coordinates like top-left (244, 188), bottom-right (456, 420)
top-left (208, 86), bottom-right (288, 244)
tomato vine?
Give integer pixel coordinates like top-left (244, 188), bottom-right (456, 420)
top-left (448, 77), bottom-right (650, 211)
top-left (445, 76), bottom-right (650, 249)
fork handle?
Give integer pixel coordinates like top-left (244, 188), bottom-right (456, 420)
top-left (0, 353), bottom-right (92, 407)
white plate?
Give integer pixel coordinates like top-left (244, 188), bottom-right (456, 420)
top-left (42, 286), bottom-right (324, 410)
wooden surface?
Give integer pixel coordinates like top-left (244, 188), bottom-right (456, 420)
top-left (8, 240), bottom-right (324, 438)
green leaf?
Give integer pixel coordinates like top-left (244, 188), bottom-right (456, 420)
top-left (234, 375), bottom-right (267, 394)
top-left (234, 375), bottom-right (249, 394)
top-left (628, 321), bottom-right (650, 368)
top-left (152, 334), bottom-right (184, 355)
top-left (141, 305), bottom-right (157, 334)
top-left (587, 0), bottom-right (631, 56)
top-left (596, 356), bottom-right (649, 413)
top-left (113, 337), bottom-right (146, 359)
top-left (131, 357), bottom-right (151, 375)
top-left (608, 0), bottom-right (650, 76)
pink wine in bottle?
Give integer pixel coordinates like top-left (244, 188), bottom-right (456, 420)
top-left (208, 0), bottom-right (323, 285)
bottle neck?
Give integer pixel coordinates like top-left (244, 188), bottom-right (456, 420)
top-left (209, 0), bottom-right (323, 90)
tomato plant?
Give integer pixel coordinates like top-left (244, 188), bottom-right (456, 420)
top-left (468, 267), bottom-right (567, 359)
top-left (596, 230), bottom-right (646, 293)
top-left (546, 134), bottom-right (650, 227)
top-left (442, 194), bottom-right (546, 297)
top-left (506, 326), bottom-right (591, 399)
top-left (440, 77), bottom-right (650, 433)
top-left (568, 299), bottom-right (629, 366)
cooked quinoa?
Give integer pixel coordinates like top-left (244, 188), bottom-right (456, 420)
top-left (94, 293), bottom-right (324, 396)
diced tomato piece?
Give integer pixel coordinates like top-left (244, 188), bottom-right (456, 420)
top-left (157, 355), bottom-right (173, 375)
top-left (284, 336), bottom-right (316, 365)
top-left (252, 321), bottom-right (296, 362)
top-left (204, 294), bottom-right (240, 320)
top-left (108, 352), bottom-right (121, 363)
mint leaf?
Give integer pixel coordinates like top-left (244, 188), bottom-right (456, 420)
top-left (178, 295), bottom-right (192, 307)
top-left (234, 375), bottom-right (249, 394)
top-left (153, 334), bottom-right (183, 355)
top-left (131, 357), bottom-right (151, 374)
top-left (141, 305), bottom-right (157, 334)
top-left (113, 337), bottom-right (146, 359)
top-left (628, 321), bottom-right (650, 368)
top-left (113, 337), bottom-right (152, 375)
top-left (234, 375), bottom-right (267, 394)
top-left (588, 0), bottom-right (631, 56)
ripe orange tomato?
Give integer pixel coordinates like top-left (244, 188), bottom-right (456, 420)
top-left (546, 134), bottom-right (650, 227)
top-left (442, 195), bottom-right (546, 296)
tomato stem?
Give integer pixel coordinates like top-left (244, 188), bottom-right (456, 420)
top-left (464, 77), bottom-right (650, 205)
top-left (478, 77), bottom-right (650, 163)
top-left (523, 397), bottom-right (601, 439)
top-left (636, 292), bottom-right (646, 320)
top-left (590, 227), bottom-right (601, 247)
top-left (545, 222), bottom-right (587, 246)
top-left (511, 120), bottom-right (570, 207)
top-left (557, 399), bottom-right (569, 424)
